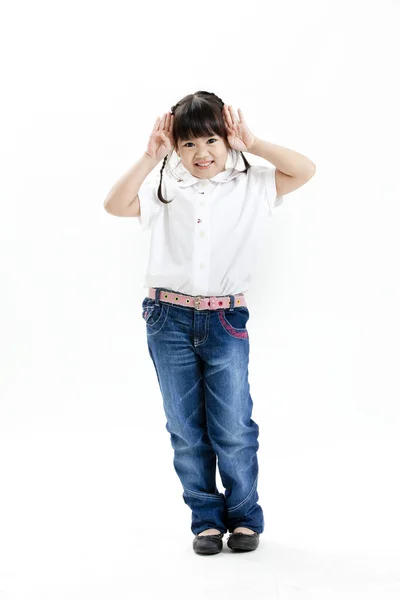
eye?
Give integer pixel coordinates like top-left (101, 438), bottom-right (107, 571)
top-left (184, 138), bottom-right (217, 147)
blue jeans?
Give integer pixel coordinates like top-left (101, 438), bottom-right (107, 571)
top-left (141, 288), bottom-right (264, 535)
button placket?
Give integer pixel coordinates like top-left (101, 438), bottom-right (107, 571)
top-left (196, 181), bottom-right (210, 236)
top-left (193, 181), bottom-right (211, 290)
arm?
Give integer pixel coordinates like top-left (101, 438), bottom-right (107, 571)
top-left (246, 138), bottom-right (316, 196)
top-left (103, 153), bottom-right (161, 217)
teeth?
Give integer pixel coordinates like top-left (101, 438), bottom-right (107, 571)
top-left (197, 161), bottom-right (212, 166)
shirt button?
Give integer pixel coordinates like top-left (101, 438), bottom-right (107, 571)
top-left (199, 231), bottom-right (205, 237)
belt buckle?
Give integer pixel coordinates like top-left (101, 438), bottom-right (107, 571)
top-left (194, 295), bottom-right (203, 310)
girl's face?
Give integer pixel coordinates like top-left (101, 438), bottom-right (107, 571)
top-left (175, 134), bottom-right (230, 178)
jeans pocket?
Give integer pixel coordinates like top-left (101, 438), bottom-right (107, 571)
top-left (141, 297), bottom-right (169, 334)
top-left (142, 298), bottom-right (156, 322)
top-left (218, 307), bottom-right (249, 339)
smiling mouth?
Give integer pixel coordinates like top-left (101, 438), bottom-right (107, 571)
top-left (194, 161), bottom-right (214, 168)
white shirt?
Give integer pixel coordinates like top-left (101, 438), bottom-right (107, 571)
top-left (136, 162), bottom-right (284, 296)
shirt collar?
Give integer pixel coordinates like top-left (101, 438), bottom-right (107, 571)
top-left (176, 167), bottom-right (244, 188)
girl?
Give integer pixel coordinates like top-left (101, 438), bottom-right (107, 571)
top-left (104, 91), bottom-right (315, 555)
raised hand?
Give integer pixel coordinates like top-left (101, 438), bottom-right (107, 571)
top-left (223, 104), bottom-right (257, 153)
top-left (145, 112), bottom-right (175, 161)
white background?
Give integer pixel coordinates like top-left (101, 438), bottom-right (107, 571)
top-left (1, 0), bottom-right (400, 598)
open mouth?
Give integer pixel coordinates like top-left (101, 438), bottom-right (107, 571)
top-left (194, 161), bottom-right (214, 169)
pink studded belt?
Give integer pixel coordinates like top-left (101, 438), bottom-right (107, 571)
top-left (147, 288), bottom-right (248, 310)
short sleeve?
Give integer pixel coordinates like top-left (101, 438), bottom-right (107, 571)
top-left (248, 165), bottom-right (284, 217)
top-left (137, 175), bottom-right (163, 232)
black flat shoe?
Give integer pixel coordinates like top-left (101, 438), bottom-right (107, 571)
top-left (227, 531), bottom-right (259, 552)
top-left (193, 532), bottom-right (224, 555)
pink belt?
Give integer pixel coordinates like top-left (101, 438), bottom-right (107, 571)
top-left (147, 288), bottom-right (247, 310)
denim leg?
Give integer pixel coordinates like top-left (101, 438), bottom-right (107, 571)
top-left (195, 303), bottom-right (265, 534)
top-left (143, 295), bottom-right (227, 534)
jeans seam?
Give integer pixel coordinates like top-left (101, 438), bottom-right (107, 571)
top-left (227, 474), bottom-right (258, 512)
top-left (182, 483), bottom-right (225, 501)
top-left (194, 311), bottom-right (210, 347)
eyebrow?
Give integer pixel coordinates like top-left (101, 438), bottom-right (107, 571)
top-left (181, 135), bottom-right (218, 142)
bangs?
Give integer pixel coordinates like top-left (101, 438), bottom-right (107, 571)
top-left (175, 103), bottom-right (226, 143)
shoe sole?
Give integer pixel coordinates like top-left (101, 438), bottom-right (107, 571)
top-left (193, 546), bottom-right (222, 555)
top-left (227, 544), bottom-right (257, 551)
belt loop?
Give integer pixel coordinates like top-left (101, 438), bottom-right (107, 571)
top-left (228, 294), bottom-right (235, 312)
top-left (155, 287), bottom-right (161, 306)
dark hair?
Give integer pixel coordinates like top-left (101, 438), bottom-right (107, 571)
top-left (157, 91), bottom-right (252, 204)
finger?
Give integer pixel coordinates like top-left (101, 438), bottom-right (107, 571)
top-left (224, 104), bottom-right (233, 128)
top-left (153, 116), bottom-right (161, 132)
top-left (229, 105), bottom-right (239, 124)
top-left (156, 114), bottom-right (165, 131)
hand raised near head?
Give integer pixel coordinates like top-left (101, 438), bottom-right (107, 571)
top-left (144, 112), bottom-right (174, 161)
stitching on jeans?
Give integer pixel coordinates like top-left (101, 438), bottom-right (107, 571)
top-left (193, 310), bottom-right (210, 347)
top-left (146, 303), bottom-right (170, 336)
top-left (227, 474), bottom-right (258, 512)
top-left (218, 311), bottom-right (249, 339)
top-left (182, 483), bottom-right (225, 501)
